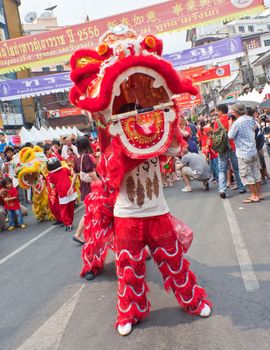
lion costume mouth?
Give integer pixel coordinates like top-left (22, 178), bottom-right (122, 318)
top-left (107, 70), bottom-right (177, 158)
top-left (22, 172), bottom-right (39, 187)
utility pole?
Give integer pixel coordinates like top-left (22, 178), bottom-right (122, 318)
top-left (237, 47), bottom-right (254, 91)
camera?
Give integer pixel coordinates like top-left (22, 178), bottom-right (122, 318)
top-left (228, 114), bottom-right (236, 121)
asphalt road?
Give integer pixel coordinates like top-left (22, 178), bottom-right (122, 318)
top-left (1, 177), bottom-right (270, 350)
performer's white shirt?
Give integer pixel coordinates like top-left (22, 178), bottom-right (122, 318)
top-left (114, 157), bottom-right (169, 218)
top-left (59, 191), bottom-right (77, 205)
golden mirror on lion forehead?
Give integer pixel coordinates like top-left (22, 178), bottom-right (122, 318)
top-left (76, 57), bottom-right (102, 68)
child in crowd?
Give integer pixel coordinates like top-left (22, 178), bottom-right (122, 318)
top-left (160, 156), bottom-right (175, 187)
top-left (44, 144), bottom-right (64, 161)
top-left (1, 177), bottom-right (26, 231)
top-left (47, 157), bottom-right (77, 232)
top-left (205, 131), bottom-right (219, 182)
top-left (66, 147), bottom-right (76, 171)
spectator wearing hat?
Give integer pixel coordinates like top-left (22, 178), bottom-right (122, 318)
top-left (229, 103), bottom-right (263, 203)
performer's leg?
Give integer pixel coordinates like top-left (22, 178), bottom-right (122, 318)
top-left (148, 214), bottom-right (212, 316)
top-left (50, 196), bottom-right (62, 222)
top-left (67, 200), bottom-right (75, 225)
top-left (115, 217), bottom-right (150, 332)
top-left (81, 194), bottom-right (113, 279)
top-left (60, 203), bottom-right (70, 226)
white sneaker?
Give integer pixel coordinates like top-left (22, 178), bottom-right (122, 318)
top-left (118, 322), bottom-right (132, 336)
top-left (199, 304), bottom-right (211, 318)
top-left (181, 186), bottom-right (192, 192)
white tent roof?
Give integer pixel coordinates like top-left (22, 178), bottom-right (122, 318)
top-left (238, 89), bottom-right (263, 103)
top-left (55, 127), bottom-right (62, 138)
top-left (59, 126), bottom-right (68, 136)
top-left (72, 126), bottom-right (84, 137)
top-left (77, 128), bottom-right (84, 137)
top-left (261, 83), bottom-right (270, 100)
top-left (48, 127), bottom-right (59, 139)
top-left (29, 126), bottom-right (43, 143)
top-left (65, 127), bottom-right (74, 135)
top-left (19, 127), bottom-right (32, 144)
top-left (40, 126), bottom-right (52, 141)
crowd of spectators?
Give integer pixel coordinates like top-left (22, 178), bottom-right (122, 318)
top-left (0, 132), bottom-right (98, 237)
top-left (1, 103), bottom-right (269, 233)
top-left (163, 103), bottom-right (270, 204)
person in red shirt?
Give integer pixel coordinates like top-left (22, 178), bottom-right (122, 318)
top-left (66, 148), bottom-right (76, 172)
top-left (213, 104), bottom-right (245, 198)
top-left (47, 158), bottom-right (77, 232)
top-left (205, 131), bottom-right (219, 181)
top-left (197, 121), bottom-right (211, 156)
top-left (44, 144), bottom-right (64, 161)
top-left (1, 177), bottom-right (26, 231)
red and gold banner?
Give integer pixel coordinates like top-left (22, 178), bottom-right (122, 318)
top-left (47, 107), bottom-right (83, 118)
top-left (175, 89), bottom-right (203, 109)
top-left (179, 64), bottom-right (231, 84)
top-left (0, 0), bottom-right (264, 74)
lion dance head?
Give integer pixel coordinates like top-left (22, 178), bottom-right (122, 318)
top-left (15, 146), bottom-right (47, 189)
top-left (70, 25), bottom-right (197, 159)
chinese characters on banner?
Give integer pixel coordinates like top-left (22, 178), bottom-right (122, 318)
top-left (0, 0), bottom-right (264, 74)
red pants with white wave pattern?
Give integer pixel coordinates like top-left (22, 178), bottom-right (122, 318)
top-left (114, 213), bottom-right (211, 327)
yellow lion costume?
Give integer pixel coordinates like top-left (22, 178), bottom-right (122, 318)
top-left (15, 146), bottom-right (54, 221)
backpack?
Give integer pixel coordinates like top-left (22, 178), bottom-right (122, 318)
top-left (212, 119), bottom-right (230, 154)
top-left (187, 136), bottom-right (198, 153)
top-left (189, 123), bottom-right (198, 142)
top-left (255, 126), bottom-right (265, 151)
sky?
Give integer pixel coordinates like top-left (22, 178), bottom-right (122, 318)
top-left (19, 0), bottom-right (270, 54)
top-left (19, 0), bottom-right (167, 25)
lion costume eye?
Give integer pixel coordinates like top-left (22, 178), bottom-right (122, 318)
top-left (20, 147), bottom-right (35, 163)
top-left (144, 36), bottom-right (156, 49)
top-left (97, 43), bottom-right (109, 56)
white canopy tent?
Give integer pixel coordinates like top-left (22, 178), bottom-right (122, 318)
top-left (238, 84), bottom-right (270, 104)
top-left (48, 127), bottom-right (59, 139)
top-left (238, 89), bottom-right (263, 103)
top-left (72, 126), bottom-right (84, 137)
top-left (59, 126), bottom-right (70, 137)
top-left (55, 127), bottom-right (62, 138)
top-left (19, 127), bottom-right (32, 144)
top-left (29, 126), bottom-right (44, 143)
top-left (40, 126), bottom-right (53, 141)
top-left (66, 126), bottom-right (74, 135)
top-left (19, 125), bottom-right (87, 144)
top-left (261, 83), bottom-right (270, 100)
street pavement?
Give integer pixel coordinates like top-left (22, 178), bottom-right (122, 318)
top-left (1, 175), bottom-right (270, 350)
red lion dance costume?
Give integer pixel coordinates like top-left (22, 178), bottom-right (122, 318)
top-left (70, 25), bottom-right (212, 336)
